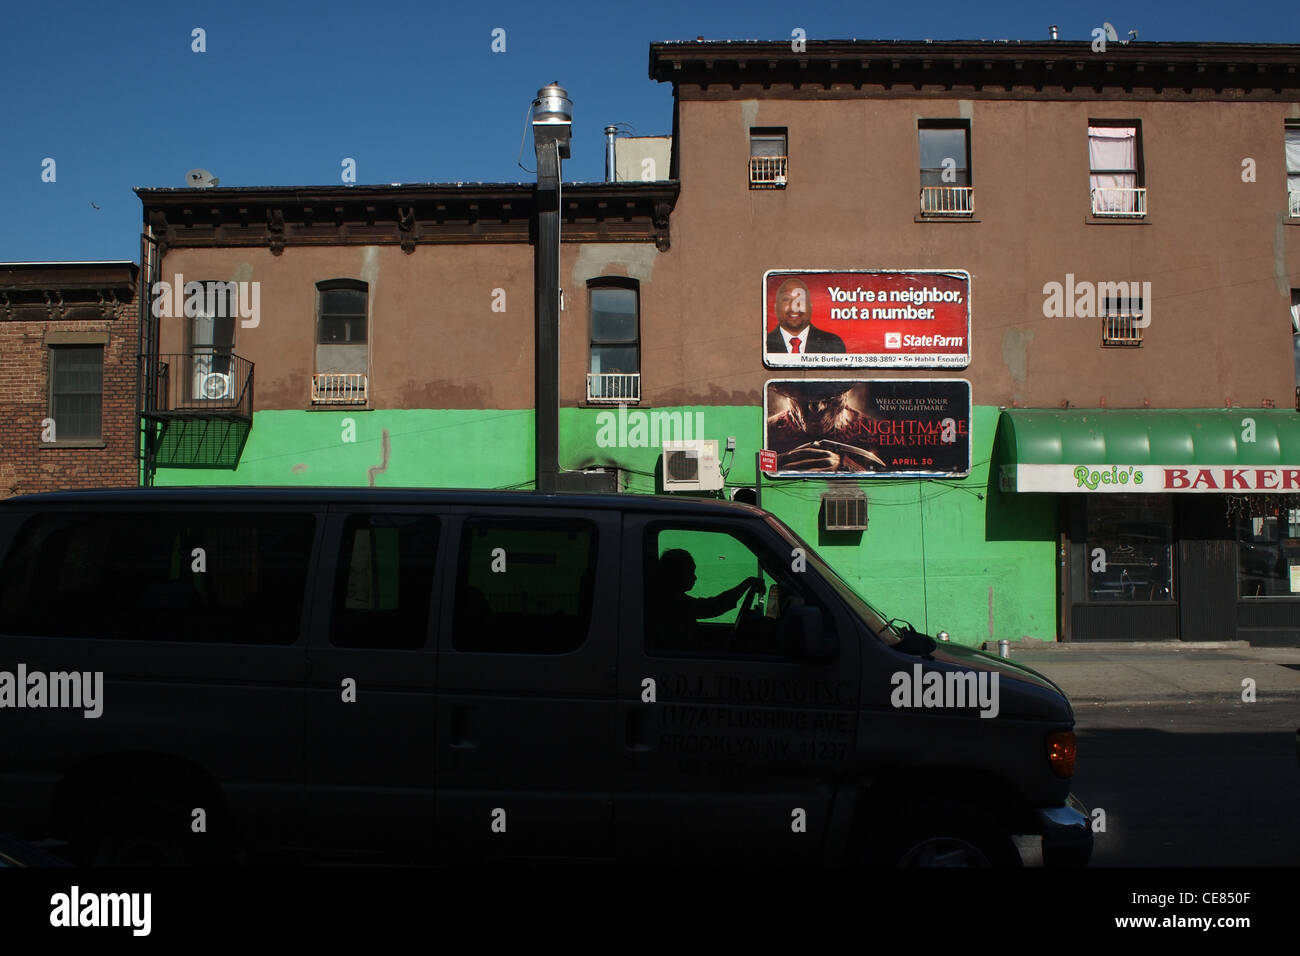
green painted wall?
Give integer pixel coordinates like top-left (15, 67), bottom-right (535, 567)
top-left (153, 409), bottom-right (536, 489)
top-left (153, 404), bottom-right (1057, 645)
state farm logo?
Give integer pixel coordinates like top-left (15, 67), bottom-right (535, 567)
top-left (884, 332), bottom-right (901, 349)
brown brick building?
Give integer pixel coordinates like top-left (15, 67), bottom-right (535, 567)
top-left (0, 262), bottom-right (141, 497)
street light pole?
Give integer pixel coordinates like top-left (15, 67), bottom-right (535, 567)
top-left (531, 83), bottom-right (571, 494)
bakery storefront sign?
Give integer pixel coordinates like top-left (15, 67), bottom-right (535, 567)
top-left (1005, 463), bottom-right (1300, 493)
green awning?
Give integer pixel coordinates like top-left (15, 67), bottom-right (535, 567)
top-left (997, 409), bottom-right (1300, 493)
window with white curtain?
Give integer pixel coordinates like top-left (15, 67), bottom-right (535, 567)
top-left (1286, 124), bottom-right (1300, 214)
top-left (1088, 123), bottom-right (1142, 214)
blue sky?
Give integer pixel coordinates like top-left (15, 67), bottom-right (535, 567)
top-left (1, 0), bottom-right (1296, 262)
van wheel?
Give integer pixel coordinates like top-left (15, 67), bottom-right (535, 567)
top-left (863, 801), bottom-right (1022, 868)
top-left (74, 793), bottom-right (225, 866)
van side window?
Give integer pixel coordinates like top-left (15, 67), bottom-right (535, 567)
top-left (645, 526), bottom-right (831, 659)
top-left (452, 519), bottom-right (597, 654)
top-left (0, 511), bottom-right (315, 644)
top-left (330, 513), bottom-right (439, 649)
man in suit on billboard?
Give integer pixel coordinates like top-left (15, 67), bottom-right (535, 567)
top-left (765, 277), bottom-right (847, 354)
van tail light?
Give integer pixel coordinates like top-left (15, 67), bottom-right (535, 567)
top-left (1047, 731), bottom-right (1076, 778)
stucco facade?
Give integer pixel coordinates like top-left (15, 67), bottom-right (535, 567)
top-left (135, 39), bottom-right (1300, 645)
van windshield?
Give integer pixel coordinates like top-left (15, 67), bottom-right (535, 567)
top-left (763, 514), bottom-right (901, 646)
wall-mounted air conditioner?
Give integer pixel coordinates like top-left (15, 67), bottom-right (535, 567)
top-left (662, 440), bottom-right (722, 492)
top-left (821, 491), bottom-right (868, 531)
top-left (196, 371), bottom-right (232, 400)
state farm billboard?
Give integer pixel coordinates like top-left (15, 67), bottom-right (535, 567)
top-left (763, 269), bottom-right (971, 369)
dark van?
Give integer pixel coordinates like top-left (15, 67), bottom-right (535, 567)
top-left (0, 488), bottom-right (1091, 866)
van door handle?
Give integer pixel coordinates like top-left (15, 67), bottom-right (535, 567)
top-left (449, 706), bottom-right (475, 749)
top-left (625, 710), bottom-right (652, 751)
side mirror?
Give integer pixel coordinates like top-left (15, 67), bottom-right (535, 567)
top-left (781, 605), bottom-right (837, 663)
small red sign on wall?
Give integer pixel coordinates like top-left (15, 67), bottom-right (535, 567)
top-left (759, 449), bottom-right (778, 473)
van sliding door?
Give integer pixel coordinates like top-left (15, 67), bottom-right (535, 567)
top-left (433, 509), bottom-right (619, 863)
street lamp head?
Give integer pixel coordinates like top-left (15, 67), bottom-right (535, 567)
top-left (533, 84), bottom-right (572, 124)
top-left (532, 83), bottom-right (572, 159)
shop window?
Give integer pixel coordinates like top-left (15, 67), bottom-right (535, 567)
top-left (1235, 502), bottom-right (1300, 598)
top-left (1084, 496), bottom-right (1173, 601)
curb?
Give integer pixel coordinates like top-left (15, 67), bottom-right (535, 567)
top-left (1066, 694), bottom-right (1300, 707)
top-left (982, 641), bottom-right (1254, 653)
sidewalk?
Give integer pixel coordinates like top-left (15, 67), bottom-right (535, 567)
top-left (982, 641), bottom-right (1300, 708)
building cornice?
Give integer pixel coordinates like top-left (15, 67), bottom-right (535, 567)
top-left (135, 182), bottom-right (680, 254)
top-left (0, 262), bottom-right (138, 322)
top-left (649, 39), bottom-right (1300, 101)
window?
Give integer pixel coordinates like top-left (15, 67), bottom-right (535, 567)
top-left (587, 278), bottom-right (640, 402)
top-left (187, 281), bottom-right (236, 402)
top-left (1102, 291), bottom-right (1145, 346)
top-left (0, 511), bottom-right (317, 642)
top-left (330, 514), bottom-right (440, 649)
top-left (749, 127), bottom-right (788, 188)
top-left (1083, 496), bottom-right (1173, 602)
top-left (644, 526), bottom-right (832, 658)
top-left (918, 121), bottom-right (972, 215)
top-left (1089, 122), bottom-right (1145, 216)
top-left (48, 346), bottom-right (103, 440)
top-left (315, 279), bottom-right (369, 404)
top-left (1236, 502), bottom-right (1300, 598)
top-left (1287, 123), bottom-right (1300, 217)
top-left (452, 518), bottom-right (597, 653)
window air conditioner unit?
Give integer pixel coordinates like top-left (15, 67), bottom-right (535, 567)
top-left (822, 491), bottom-right (868, 531)
top-left (198, 371), bottom-right (232, 400)
top-left (662, 440), bottom-right (723, 492)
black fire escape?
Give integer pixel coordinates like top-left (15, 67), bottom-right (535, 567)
top-left (138, 244), bottom-right (254, 481)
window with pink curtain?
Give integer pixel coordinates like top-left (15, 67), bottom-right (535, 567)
top-left (1089, 125), bottom-right (1140, 213)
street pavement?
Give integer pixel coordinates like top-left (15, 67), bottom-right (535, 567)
top-left (1002, 640), bottom-right (1300, 708)
top-left (995, 641), bottom-right (1300, 867)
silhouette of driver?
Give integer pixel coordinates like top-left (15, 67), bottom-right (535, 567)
top-left (649, 549), bottom-right (762, 648)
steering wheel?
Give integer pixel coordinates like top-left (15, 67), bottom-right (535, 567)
top-left (726, 577), bottom-right (765, 650)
